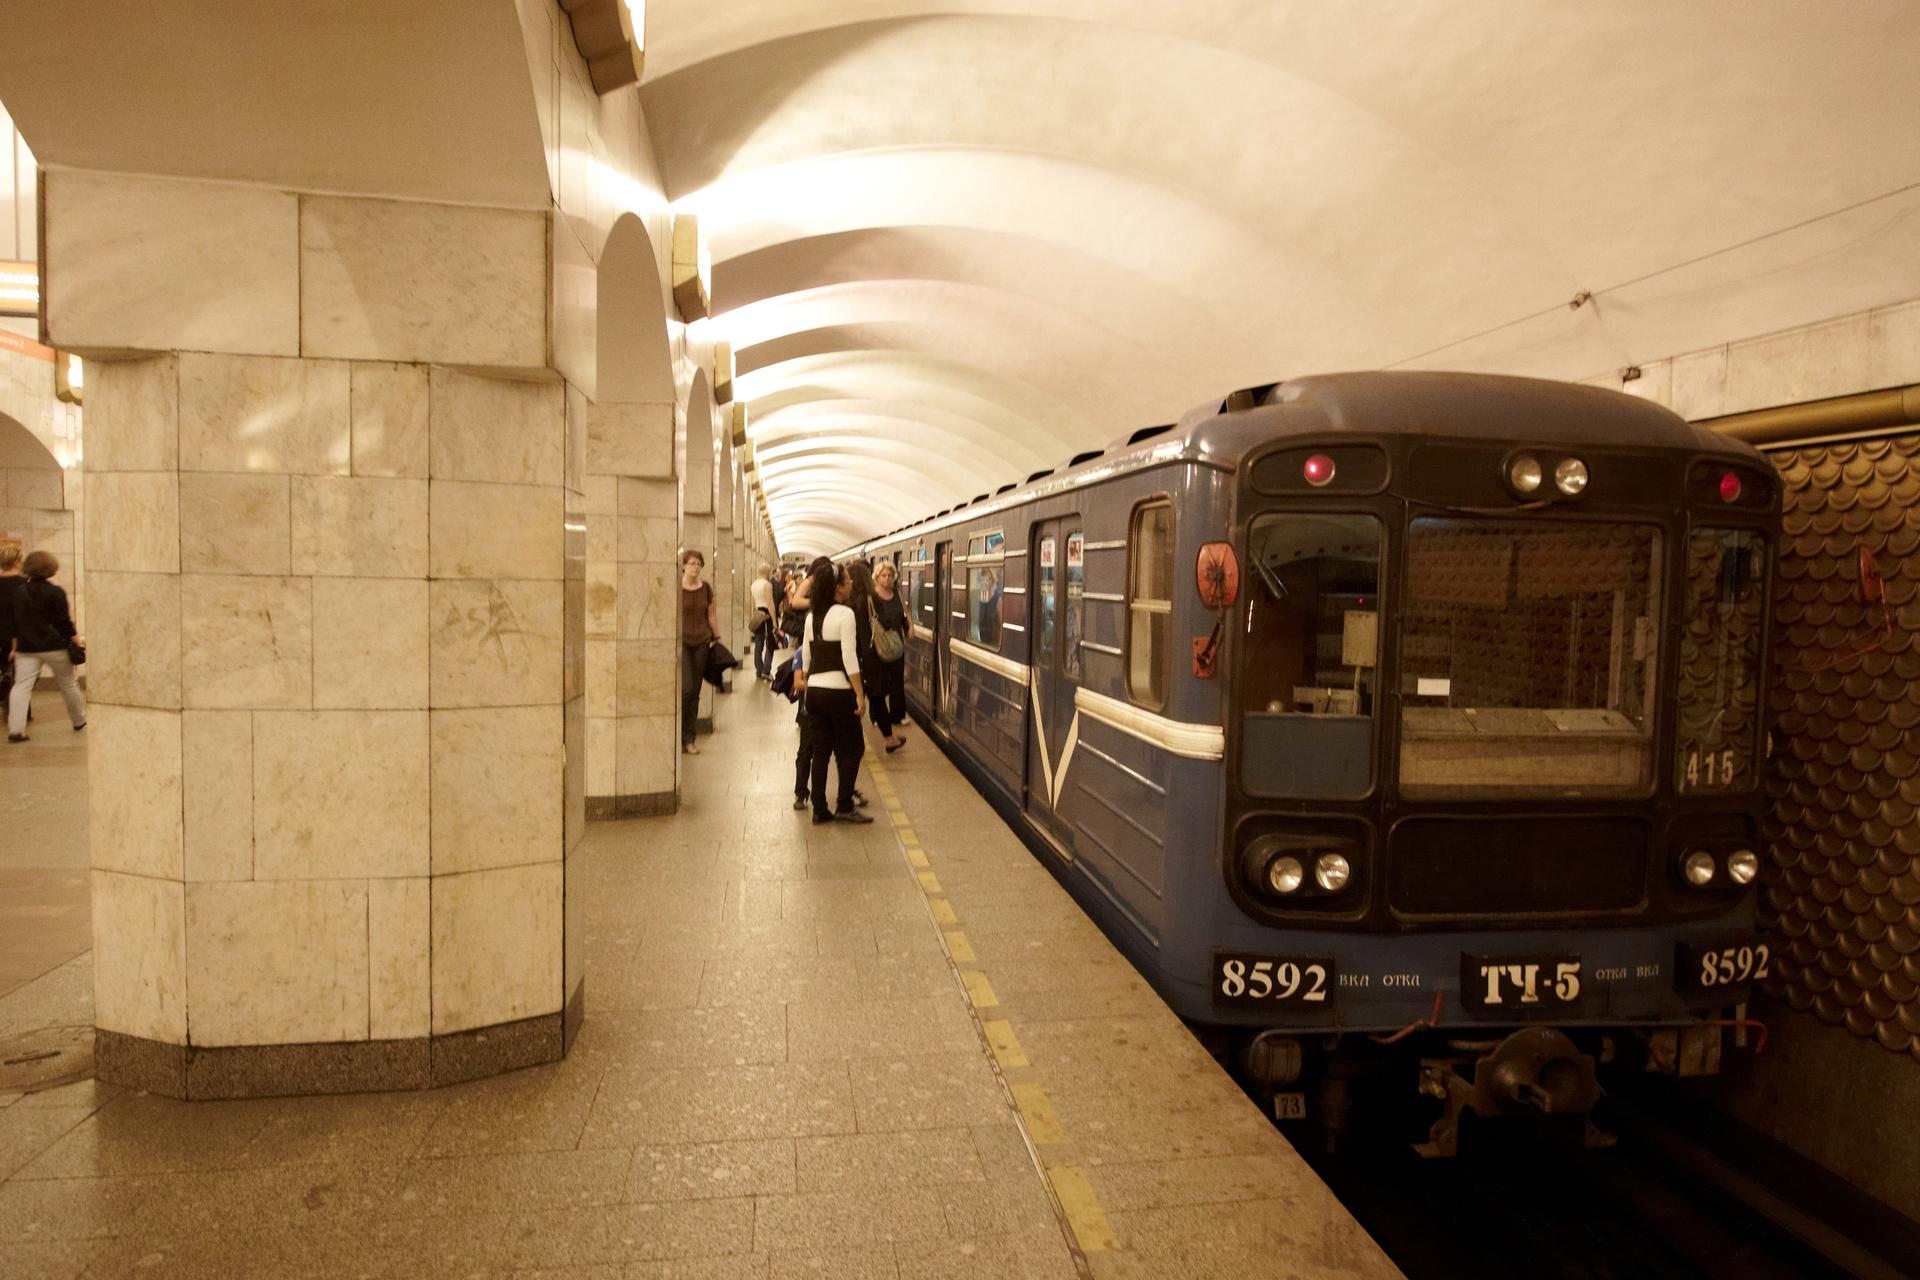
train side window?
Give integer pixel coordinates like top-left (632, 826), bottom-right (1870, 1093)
top-left (967, 530), bottom-right (1005, 647)
top-left (1127, 500), bottom-right (1174, 709)
top-left (1240, 513), bottom-right (1382, 800)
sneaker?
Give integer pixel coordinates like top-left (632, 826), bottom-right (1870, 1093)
top-left (834, 810), bottom-right (874, 825)
top-left (811, 813), bottom-right (836, 825)
top-left (7, 734), bottom-right (26, 743)
top-left (683, 741), bottom-right (700, 755)
top-left (793, 795), bottom-right (808, 811)
top-left (72, 721), bottom-right (86, 732)
top-left (851, 790), bottom-right (870, 808)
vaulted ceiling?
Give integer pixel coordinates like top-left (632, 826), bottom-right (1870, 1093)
top-left (642, 1), bottom-right (1920, 552)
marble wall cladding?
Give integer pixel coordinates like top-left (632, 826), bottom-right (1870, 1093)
top-left (349, 362), bottom-right (429, 479)
top-left (564, 694), bottom-right (586, 854)
top-left (312, 578), bottom-right (429, 710)
top-left (185, 880), bottom-right (370, 1046)
top-left (617, 562), bottom-right (674, 641)
top-left (87, 705), bottom-right (184, 881)
top-left (90, 870), bottom-right (188, 1041)
top-left (180, 575), bottom-right (313, 709)
top-left (431, 861), bottom-right (564, 1035)
top-left (428, 367), bottom-right (565, 487)
top-left (428, 578), bottom-right (565, 708)
top-left (588, 400), bottom-right (676, 479)
top-left (289, 476), bottom-right (429, 577)
top-left (252, 711), bottom-right (430, 880)
top-left (4, 467), bottom-right (63, 509)
top-left (85, 472), bottom-right (179, 574)
top-left (84, 571), bottom-right (181, 709)
top-left (179, 473), bottom-right (291, 575)
top-left (178, 353), bottom-right (351, 476)
top-left (565, 382), bottom-right (589, 495)
top-left (615, 713), bottom-right (677, 798)
top-left (619, 512), bottom-right (679, 566)
top-left (182, 710), bottom-right (254, 882)
top-left (585, 559), bottom-right (619, 637)
top-left (585, 637), bottom-right (616, 717)
top-left (85, 356), bottom-right (179, 474)
top-left (45, 170), bottom-right (299, 357)
top-left (430, 705), bottom-right (565, 875)
top-left (586, 717), bottom-right (616, 796)
top-left (369, 877), bottom-right (431, 1039)
top-left (300, 196), bottom-right (548, 367)
top-left (429, 480), bottom-right (565, 581)
top-left (617, 640), bottom-right (678, 717)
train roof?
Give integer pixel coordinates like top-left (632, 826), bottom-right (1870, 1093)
top-left (847, 371), bottom-right (1760, 557)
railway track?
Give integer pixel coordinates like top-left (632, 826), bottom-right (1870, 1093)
top-left (1287, 1080), bottom-right (1912, 1279)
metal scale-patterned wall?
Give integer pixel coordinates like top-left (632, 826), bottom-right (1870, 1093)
top-left (1764, 434), bottom-right (1920, 1058)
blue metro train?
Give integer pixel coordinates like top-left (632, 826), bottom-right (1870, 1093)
top-left (840, 372), bottom-right (1777, 1147)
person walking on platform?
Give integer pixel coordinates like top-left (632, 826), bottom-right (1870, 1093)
top-left (749, 563), bottom-right (777, 681)
top-left (6, 551), bottom-right (85, 743)
top-left (868, 560), bottom-right (911, 751)
top-left (799, 559), bottom-right (873, 824)
top-left (679, 548), bottom-right (718, 754)
top-left (0, 546), bottom-right (25, 727)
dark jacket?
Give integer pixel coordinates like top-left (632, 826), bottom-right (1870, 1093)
top-left (13, 578), bottom-right (75, 653)
top-left (0, 574), bottom-right (23, 652)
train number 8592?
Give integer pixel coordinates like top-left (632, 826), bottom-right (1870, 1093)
top-left (1677, 940), bottom-right (1771, 993)
top-left (1212, 952), bottom-right (1334, 1007)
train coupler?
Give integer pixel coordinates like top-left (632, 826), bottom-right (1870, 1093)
top-left (1413, 1027), bottom-right (1612, 1158)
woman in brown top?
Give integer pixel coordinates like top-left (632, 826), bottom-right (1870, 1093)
top-left (680, 548), bottom-right (718, 754)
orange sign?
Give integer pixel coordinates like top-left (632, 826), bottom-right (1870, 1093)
top-left (0, 327), bottom-right (53, 362)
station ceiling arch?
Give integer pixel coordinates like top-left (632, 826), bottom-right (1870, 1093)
top-left (641, 1), bottom-right (1920, 552)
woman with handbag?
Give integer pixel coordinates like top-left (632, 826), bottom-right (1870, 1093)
top-left (867, 560), bottom-right (911, 751)
top-left (678, 548), bottom-right (718, 755)
top-left (6, 550), bottom-right (85, 742)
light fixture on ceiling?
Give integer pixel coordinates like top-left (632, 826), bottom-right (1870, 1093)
top-left (54, 351), bottom-right (83, 405)
top-left (559, 0), bottom-right (644, 94)
top-left (672, 214), bottom-right (711, 321)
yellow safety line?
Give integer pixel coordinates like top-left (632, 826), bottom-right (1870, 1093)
top-left (960, 970), bottom-right (999, 1009)
top-left (917, 870), bottom-right (943, 895)
top-left (905, 846), bottom-right (930, 869)
top-left (1048, 1166), bottom-right (1120, 1253)
top-left (1010, 1082), bottom-right (1065, 1144)
top-left (943, 930), bottom-right (976, 962)
top-left (982, 1019), bottom-right (1030, 1068)
top-left (930, 898), bottom-right (957, 925)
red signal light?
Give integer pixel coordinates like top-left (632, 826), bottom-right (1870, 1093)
top-left (1718, 471), bottom-right (1743, 503)
top-left (1303, 453), bottom-right (1335, 487)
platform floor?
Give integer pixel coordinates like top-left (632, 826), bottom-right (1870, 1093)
top-left (0, 680), bottom-right (1395, 1279)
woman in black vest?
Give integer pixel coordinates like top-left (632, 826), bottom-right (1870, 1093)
top-left (798, 560), bottom-right (871, 823)
top-left (7, 551), bottom-right (85, 742)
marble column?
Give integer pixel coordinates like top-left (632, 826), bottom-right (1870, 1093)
top-left (56, 171), bottom-right (583, 1098)
top-left (584, 399), bottom-right (679, 817)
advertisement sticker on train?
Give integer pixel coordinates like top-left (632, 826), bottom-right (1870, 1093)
top-left (1066, 534), bottom-right (1084, 567)
top-left (1211, 951), bottom-right (1335, 1008)
top-left (1040, 538), bottom-right (1055, 568)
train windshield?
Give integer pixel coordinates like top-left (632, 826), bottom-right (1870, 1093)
top-left (1674, 529), bottom-right (1767, 794)
top-left (1399, 518), bottom-right (1661, 797)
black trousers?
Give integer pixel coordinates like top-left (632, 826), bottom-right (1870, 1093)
top-left (794, 700), bottom-right (818, 799)
top-left (681, 641), bottom-right (710, 745)
top-left (806, 685), bottom-right (864, 817)
top-left (868, 657), bottom-right (907, 736)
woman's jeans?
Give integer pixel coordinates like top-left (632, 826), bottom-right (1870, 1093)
top-left (869, 657), bottom-right (907, 736)
top-left (752, 611), bottom-right (775, 677)
top-left (8, 650), bottom-right (85, 736)
top-left (681, 641), bottom-right (710, 746)
top-left (805, 685), bottom-right (863, 817)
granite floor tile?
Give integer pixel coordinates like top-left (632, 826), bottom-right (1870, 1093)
top-left (765, 1242), bottom-right (897, 1279)
top-left (894, 1229), bottom-right (1080, 1280)
top-left (624, 1140), bottom-right (797, 1203)
top-left (750, 1188), bottom-right (948, 1252)
top-left (501, 1197), bottom-right (755, 1267)
top-left (626, 1256), bottom-right (771, 1280)
top-left (1080, 1152), bottom-right (1309, 1213)
top-left (0, 1173), bottom-right (168, 1241)
top-left (388, 1147), bottom-right (636, 1216)
top-left (0, 1105), bottom-right (94, 1181)
top-left (14, 1093), bottom-right (277, 1178)
top-left (784, 998), bottom-right (976, 1062)
top-left (573, 1004), bottom-right (788, 1070)
top-left (414, 1063), bottom-right (605, 1157)
top-left (849, 1054), bottom-right (1011, 1134)
top-left (792, 1129), bottom-right (985, 1193)
top-left (580, 1063), bottom-right (855, 1147)
top-left (938, 1175), bottom-right (1060, 1238)
top-left (0, 1237), bottom-right (101, 1280)
top-left (233, 1090), bottom-right (446, 1167)
top-left (594, 957), bottom-right (708, 1013)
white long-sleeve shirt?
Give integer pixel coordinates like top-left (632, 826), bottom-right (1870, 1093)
top-left (800, 604), bottom-right (859, 691)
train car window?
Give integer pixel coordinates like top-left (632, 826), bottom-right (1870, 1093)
top-left (967, 530), bottom-right (1006, 647)
top-left (1675, 529), bottom-right (1767, 794)
top-left (1064, 533), bottom-right (1085, 679)
top-left (1035, 532), bottom-right (1057, 658)
top-left (1127, 500), bottom-right (1174, 709)
top-left (1241, 513), bottom-right (1381, 799)
top-left (1399, 518), bottom-right (1662, 797)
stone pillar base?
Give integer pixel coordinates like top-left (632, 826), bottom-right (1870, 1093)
top-left (94, 983), bottom-right (585, 1101)
top-left (585, 790), bottom-right (677, 820)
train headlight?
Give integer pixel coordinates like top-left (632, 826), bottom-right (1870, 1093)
top-left (1507, 454), bottom-right (1543, 495)
top-left (1726, 849), bottom-right (1759, 885)
top-left (1554, 457), bottom-right (1589, 496)
top-left (1682, 850), bottom-right (1717, 887)
top-left (1314, 852), bottom-right (1351, 892)
top-left (1267, 856), bottom-right (1305, 895)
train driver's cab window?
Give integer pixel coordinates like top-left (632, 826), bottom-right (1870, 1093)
top-left (967, 531), bottom-right (1005, 646)
top-left (1241, 513), bottom-right (1381, 800)
top-left (1399, 518), bottom-right (1660, 797)
top-left (1128, 501), bottom-right (1174, 709)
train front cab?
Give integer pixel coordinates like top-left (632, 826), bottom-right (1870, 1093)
top-left (1210, 427), bottom-right (1780, 1148)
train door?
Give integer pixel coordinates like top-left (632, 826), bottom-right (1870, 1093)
top-left (932, 540), bottom-right (952, 720)
top-left (1025, 517), bottom-right (1081, 851)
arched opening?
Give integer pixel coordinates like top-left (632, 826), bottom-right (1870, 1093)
top-left (584, 213), bottom-right (684, 817)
